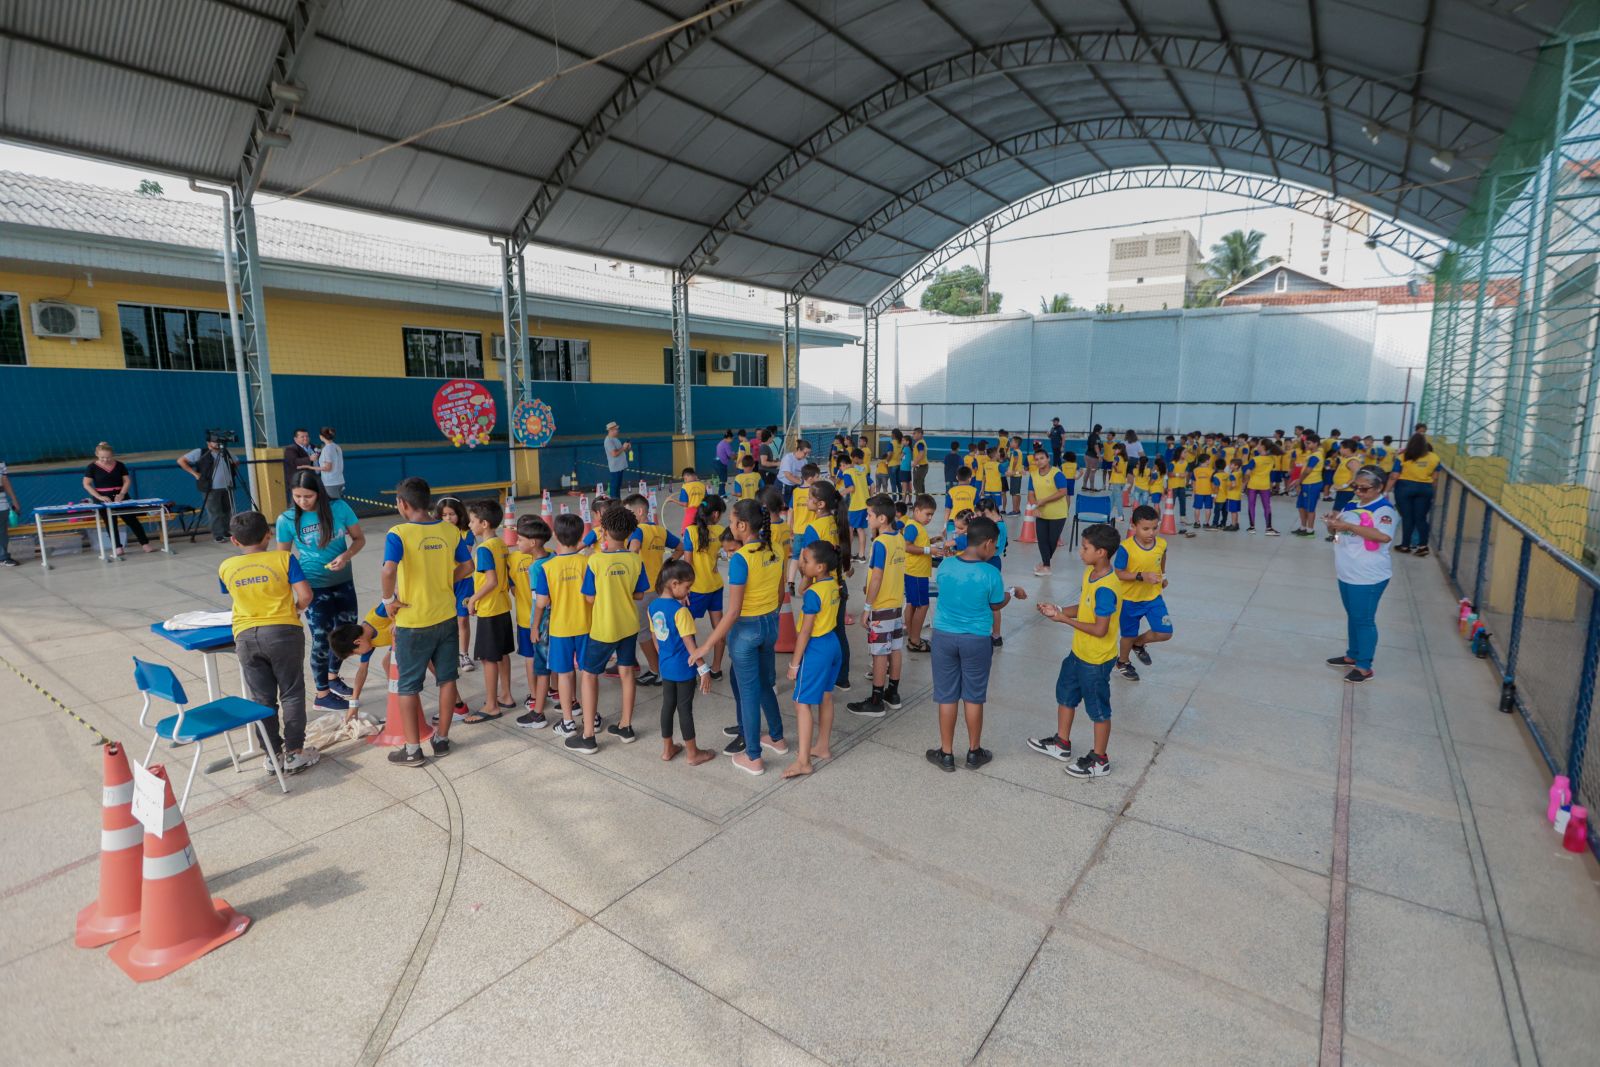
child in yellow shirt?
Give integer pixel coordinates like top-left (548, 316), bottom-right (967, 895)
top-left (463, 500), bottom-right (516, 721)
top-left (571, 504), bottom-right (650, 753)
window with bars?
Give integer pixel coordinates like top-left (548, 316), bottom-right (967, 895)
top-left (403, 326), bottom-right (485, 379)
top-left (662, 347), bottom-right (707, 385)
top-left (118, 303), bottom-right (236, 371)
top-left (529, 336), bottom-right (590, 381)
top-left (730, 351), bottom-right (767, 387)
top-left (0, 294), bottom-right (24, 366)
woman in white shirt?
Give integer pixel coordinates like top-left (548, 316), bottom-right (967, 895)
top-left (1123, 429), bottom-right (1145, 461)
top-left (317, 427), bottom-right (345, 499)
top-left (1323, 466), bottom-right (1397, 682)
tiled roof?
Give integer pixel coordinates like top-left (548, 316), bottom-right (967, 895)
top-left (1220, 280), bottom-right (1519, 308)
top-left (0, 170), bottom-right (798, 328)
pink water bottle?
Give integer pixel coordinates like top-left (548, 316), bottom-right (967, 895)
top-left (1458, 598), bottom-right (1472, 626)
top-left (1563, 805), bottom-right (1589, 853)
top-left (1358, 510), bottom-right (1380, 551)
top-left (1549, 776), bottom-right (1573, 823)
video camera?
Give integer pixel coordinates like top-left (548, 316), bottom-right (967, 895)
top-left (205, 428), bottom-right (238, 445)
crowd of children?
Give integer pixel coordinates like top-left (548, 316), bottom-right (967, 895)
top-left (210, 422), bottom-right (1420, 783)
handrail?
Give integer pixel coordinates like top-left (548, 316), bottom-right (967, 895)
top-left (1438, 462), bottom-right (1600, 588)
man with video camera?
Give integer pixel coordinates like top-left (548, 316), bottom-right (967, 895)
top-left (177, 431), bottom-right (240, 543)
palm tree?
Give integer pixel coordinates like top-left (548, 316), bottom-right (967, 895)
top-left (1038, 293), bottom-right (1078, 314)
top-left (1206, 229), bottom-right (1279, 288)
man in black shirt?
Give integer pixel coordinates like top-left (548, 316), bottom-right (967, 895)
top-left (1048, 417), bottom-right (1067, 467)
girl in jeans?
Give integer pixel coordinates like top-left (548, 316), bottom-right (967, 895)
top-left (1325, 467), bottom-right (1398, 681)
top-left (275, 471), bottom-right (365, 711)
top-left (1388, 433), bottom-right (1441, 557)
top-left (697, 499), bottom-right (787, 775)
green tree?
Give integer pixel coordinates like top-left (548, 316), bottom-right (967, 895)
top-left (919, 266), bottom-right (1002, 316)
top-left (1038, 293), bottom-right (1078, 314)
top-left (136, 179), bottom-right (164, 197)
top-left (1205, 229), bottom-right (1280, 289)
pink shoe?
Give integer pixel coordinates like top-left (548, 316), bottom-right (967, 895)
top-left (760, 736), bottom-right (789, 755)
top-left (730, 752), bottom-right (765, 775)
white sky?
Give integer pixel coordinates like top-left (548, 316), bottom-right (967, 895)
top-left (1, 141), bottom-right (1429, 313)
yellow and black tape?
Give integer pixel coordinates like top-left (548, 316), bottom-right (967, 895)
top-left (0, 653), bottom-right (111, 746)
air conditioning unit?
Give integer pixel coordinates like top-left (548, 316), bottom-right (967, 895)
top-left (491, 334), bottom-right (507, 361)
top-left (711, 353), bottom-right (735, 372)
top-left (31, 302), bottom-right (101, 340)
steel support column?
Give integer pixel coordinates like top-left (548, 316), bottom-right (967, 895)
top-left (230, 197), bottom-right (277, 449)
top-left (672, 272), bottom-right (693, 438)
top-left (499, 241), bottom-right (529, 492)
top-left (782, 298), bottom-right (801, 437)
top-left (861, 309), bottom-right (879, 433)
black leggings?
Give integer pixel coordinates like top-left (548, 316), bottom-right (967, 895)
top-left (661, 679), bottom-right (698, 740)
top-left (113, 513), bottom-right (150, 545)
top-left (835, 579), bottom-right (851, 685)
top-left (1037, 516), bottom-right (1067, 567)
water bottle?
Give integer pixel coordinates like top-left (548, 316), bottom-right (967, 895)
top-left (1549, 776), bottom-right (1572, 823)
top-left (1562, 805), bottom-right (1589, 853)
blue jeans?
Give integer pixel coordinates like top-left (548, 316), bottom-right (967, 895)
top-left (608, 469), bottom-right (624, 500)
top-left (728, 613), bottom-right (782, 759)
top-left (305, 579), bottom-right (359, 686)
top-left (1394, 481), bottom-right (1434, 548)
top-left (1338, 579), bottom-right (1388, 671)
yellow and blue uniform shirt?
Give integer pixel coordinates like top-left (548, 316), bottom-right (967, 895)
top-left (902, 519), bottom-right (933, 579)
top-left (728, 541), bottom-right (784, 616)
top-left (685, 523), bottom-right (726, 593)
top-left (946, 482), bottom-right (979, 517)
top-left (803, 576), bottom-right (840, 637)
top-left (1029, 467), bottom-right (1071, 520)
top-left (843, 465), bottom-right (871, 513)
top-left (868, 530), bottom-right (907, 610)
top-left (473, 537), bottom-right (512, 618)
top-left (634, 522), bottom-right (681, 587)
top-left (383, 521), bottom-right (472, 629)
top-left (218, 550), bottom-right (304, 636)
top-left (533, 552), bottom-right (592, 638)
top-left (1071, 567), bottom-right (1123, 665)
top-left (793, 514), bottom-right (839, 559)
top-left (581, 549), bottom-right (649, 643)
top-left (1113, 535), bottom-right (1166, 603)
top-left (1399, 452), bottom-right (1441, 482)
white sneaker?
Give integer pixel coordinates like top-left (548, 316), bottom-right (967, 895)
top-left (458, 653), bottom-right (476, 672)
top-left (281, 749), bottom-right (321, 774)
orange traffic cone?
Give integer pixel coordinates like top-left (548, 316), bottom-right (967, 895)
top-left (501, 495), bottom-right (518, 548)
top-left (75, 742), bottom-right (143, 948)
top-left (107, 764), bottom-right (250, 982)
top-left (1159, 492), bottom-right (1178, 536)
top-left (775, 588), bottom-right (797, 653)
top-left (1019, 498), bottom-right (1037, 543)
top-left (1122, 486), bottom-right (1133, 510)
top-left (368, 653), bottom-right (433, 747)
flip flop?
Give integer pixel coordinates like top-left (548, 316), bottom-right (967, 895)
top-left (461, 710), bottom-right (503, 724)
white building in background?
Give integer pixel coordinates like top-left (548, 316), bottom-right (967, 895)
top-left (1106, 230), bottom-right (1209, 311)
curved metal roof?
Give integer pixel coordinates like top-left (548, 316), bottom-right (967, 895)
top-left (0, 0), bottom-right (1572, 307)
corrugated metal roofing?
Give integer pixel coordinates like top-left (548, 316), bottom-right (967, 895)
top-left (0, 170), bottom-right (850, 334)
top-left (0, 0), bottom-right (1575, 308)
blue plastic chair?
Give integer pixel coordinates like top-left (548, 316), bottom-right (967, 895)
top-left (133, 658), bottom-right (288, 809)
top-left (1072, 492), bottom-right (1114, 544)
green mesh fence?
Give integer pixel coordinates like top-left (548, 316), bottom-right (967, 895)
top-left (1423, 5), bottom-right (1600, 563)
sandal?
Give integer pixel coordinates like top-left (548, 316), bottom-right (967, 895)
top-left (907, 640), bottom-right (931, 653)
top-left (460, 710), bottom-right (503, 724)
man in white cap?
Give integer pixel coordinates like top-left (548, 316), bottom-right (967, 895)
top-left (603, 421), bottom-right (629, 499)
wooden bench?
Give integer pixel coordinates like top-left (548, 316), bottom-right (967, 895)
top-left (380, 480), bottom-right (514, 504)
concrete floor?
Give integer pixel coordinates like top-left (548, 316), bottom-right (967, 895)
top-left (2, 509), bottom-right (1598, 1066)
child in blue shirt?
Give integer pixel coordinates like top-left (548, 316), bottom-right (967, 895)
top-left (647, 560), bottom-right (714, 766)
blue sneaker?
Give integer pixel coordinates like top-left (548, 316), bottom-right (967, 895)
top-left (327, 677), bottom-right (354, 698)
top-left (314, 692), bottom-right (350, 712)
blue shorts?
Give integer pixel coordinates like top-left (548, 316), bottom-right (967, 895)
top-left (1226, 499), bottom-right (1241, 513)
top-left (1271, 469), bottom-right (1285, 484)
top-left (1120, 596), bottom-right (1173, 638)
top-left (688, 589), bottom-right (723, 618)
top-left (1297, 486), bottom-right (1321, 511)
top-left (517, 626), bottom-right (551, 675)
top-left (905, 575), bottom-right (930, 607)
top-left (1192, 494), bottom-right (1213, 509)
top-left (582, 635), bottom-right (638, 674)
top-left (794, 635), bottom-right (842, 704)
top-left (1055, 653), bottom-right (1114, 722)
top-left (547, 634), bottom-right (589, 675)
top-left (1333, 491), bottom-right (1355, 512)
top-left (393, 618), bottom-right (459, 696)
top-left (848, 509), bottom-right (868, 530)
top-left (1064, 479), bottom-right (1075, 498)
top-left (932, 630), bottom-right (994, 704)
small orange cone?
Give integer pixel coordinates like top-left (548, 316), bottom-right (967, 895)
top-left (107, 765), bottom-right (250, 982)
top-left (1159, 492), bottom-right (1178, 536)
top-left (1019, 498), bottom-right (1037, 543)
top-left (368, 653), bottom-right (433, 747)
top-left (1122, 486), bottom-right (1133, 510)
top-left (501, 495), bottom-right (518, 548)
top-left (776, 588), bottom-right (797, 653)
top-left (75, 742), bottom-right (143, 948)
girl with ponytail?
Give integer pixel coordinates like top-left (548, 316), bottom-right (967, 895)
top-left (684, 495), bottom-right (727, 677)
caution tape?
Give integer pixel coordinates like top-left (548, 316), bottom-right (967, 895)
top-left (341, 493), bottom-right (399, 513)
top-left (0, 653), bottom-right (111, 746)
